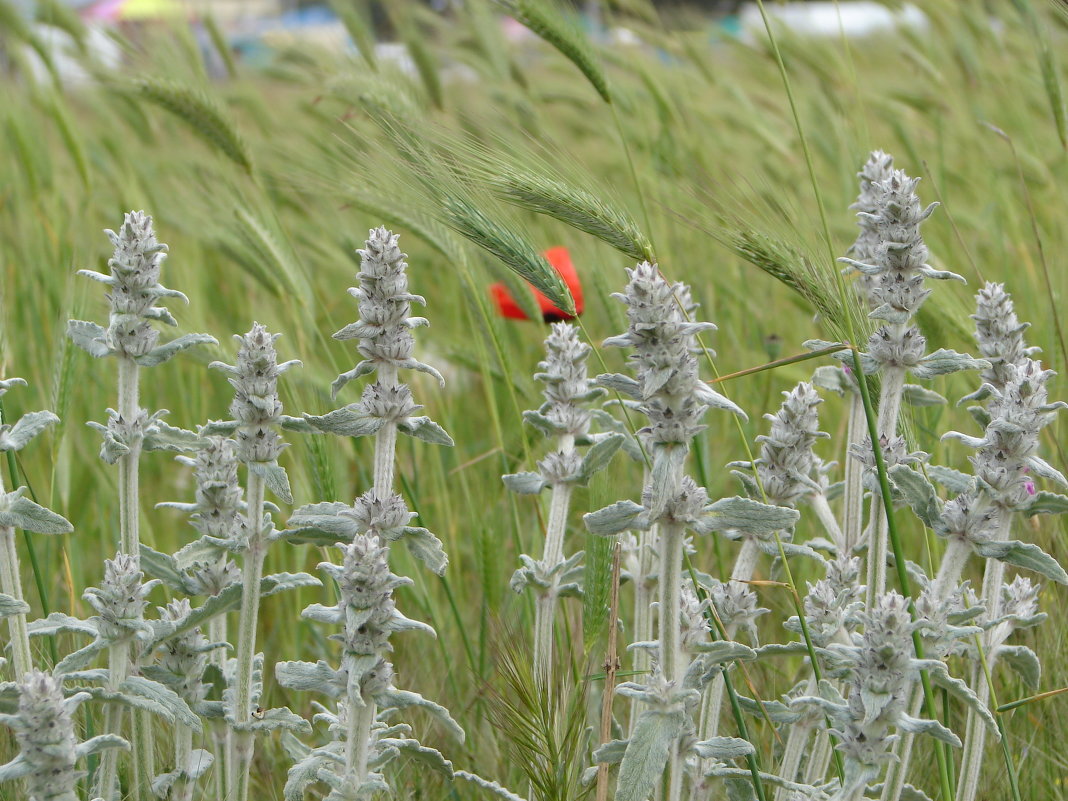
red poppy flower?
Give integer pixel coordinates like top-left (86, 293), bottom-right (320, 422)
top-left (490, 246), bottom-right (584, 322)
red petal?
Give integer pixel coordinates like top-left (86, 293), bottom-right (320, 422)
top-left (488, 246), bottom-right (584, 322)
top-left (490, 283), bottom-right (530, 320)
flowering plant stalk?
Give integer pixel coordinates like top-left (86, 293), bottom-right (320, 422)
top-left (280, 228), bottom-right (472, 797)
top-left (208, 323), bottom-right (302, 801)
top-left (156, 434), bottom-right (245, 799)
top-left (68, 211), bottom-right (214, 801)
top-left (585, 262), bottom-right (798, 801)
top-left (504, 322), bottom-right (622, 683)
top-left (0, 669), bottom-right (128, 801)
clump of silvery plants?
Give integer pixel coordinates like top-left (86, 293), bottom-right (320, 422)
top-left (584, 262), bottom-right (800, 801)
top-left (504, 321), bottom-right (622, 682)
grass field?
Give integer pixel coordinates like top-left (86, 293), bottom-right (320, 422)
top-left (2, 1), bottom-right (1068, 798)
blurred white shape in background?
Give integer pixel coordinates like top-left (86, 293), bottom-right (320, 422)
top-left (739, 1), bottom-right (927, 39)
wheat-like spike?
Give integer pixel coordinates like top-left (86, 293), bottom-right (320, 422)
top-left (441, 197), bottom-right (573, 314)
top-left (137, 78), bottom-right (254, 174)
top-left (490, 165), bottom-right (654, 262)
top-left (503, 0), bottom-right (612, 104)
top-left (330, 0), bottom-right (377, 72)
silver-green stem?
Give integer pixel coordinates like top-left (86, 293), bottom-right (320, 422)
top-left (775, 679), bottom-right (817, 800)
top-left (232, 470), bottom-right (266, 801)
top-left (880, 689), bottom-right (925, 801)
top-left (629, 522), bottom-right (657, 737)
top-left (374, 364), bottom-right (400, 496)
top-left (866, 364), bottom-right (905, 605)
top-left (208, 613), bottom-right (230, 801)
top-left (659, 521), bottom-right (685, 801)
top-left (0, 523), bottom-right (31, 678)
top-left (534, 471), bottom-right (574, 684)
top-left (843, 391), bottom-right (866, 554)
top-left (133, 709), bottom-right (155, 801)
top-left (96, 642), bottom-right (130, 800)
top-left (345, 663), bottom-right (376, 785)
top-left (810, 492), bottom-right (844, 552)
top-left (956, 512), bottom-right (1012, 801)
top-left (173, 721), bottom-right (193, 801)
top-left (117, 356), bottom-right (142, 559)
top-left (803, 722), bottom-right (834, 786)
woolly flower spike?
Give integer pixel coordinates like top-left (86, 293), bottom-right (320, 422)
top-left (973, 282), bottom-right (1039, 391)
top-left (705, 578), bottom-right (768, 645)
top-left (83, 552), bottom-right (160, 644)
top-left (948, 359), bottom-right (1067, 509)
top-left (789, 556), bottom-right (864, 646)
top-left (69, 211), bottom-right (216, 365)
top-left (794, 591), bottom-right (966, 796)
top-left (0, 670), bottom-right (127, 801)
top-left (331, 227), bottom-right (443, 398)
top-left (603, 262), bottom-right (742, 431)
top-left (154, 600), bottom-right (212, 706)
top-left (534, 322), bottom-right (599, 438)
top-left (305, 534), bottom-right (430, 667)
top-left (848, 434), bottom-right (927, 492)
top-left (679, 584), bottom-right (712, 654)
top-left (210, 323), bottom-right (300, 465)
top-left (753, 382), bottom-right (827, 507)
top-left (187, 436), bottom-right (243, 539)
top-left (850, 150), bottom-right (895, 301)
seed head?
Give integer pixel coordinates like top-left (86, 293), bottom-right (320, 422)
top-left (211, 323), bottom-right (299, 463)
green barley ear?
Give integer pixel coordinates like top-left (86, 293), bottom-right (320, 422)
top-left (498, 0), bottom-right (611, 104)
top-left (482, 157), bottom-right (654, 262)
top-left (440, 197), bottom-right (573, 315)
top-left (134, 78), bottom-right (254, 175)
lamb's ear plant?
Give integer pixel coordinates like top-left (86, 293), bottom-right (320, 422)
top-left (504, 321), bottom-right (622, 683)
top-left (584, 262), bottom-right (800, 801)
top-left (281, 228), bottom-right (470, 797)
top-left (0, 377), bottom-right (71, 680)
top-left (145, 599), bottom-right (217, 801)
top-left (66, 211), bottom-right (215, 801)
top-left (942, 298), bottom-right (1068, 800)
top-left (207, 323), bottom-right (310, 801)
top-left (26, 552), bottom-right (203, 800)
top-left (0, 669), bottom-right (129, 801)
top-left (834, 163), bottom-right (984, 603)
top-left (153, 434), bottom-right (245, 800)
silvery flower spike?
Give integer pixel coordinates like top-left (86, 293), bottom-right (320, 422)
top-left (0, 669), bottom-right (129, 801)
